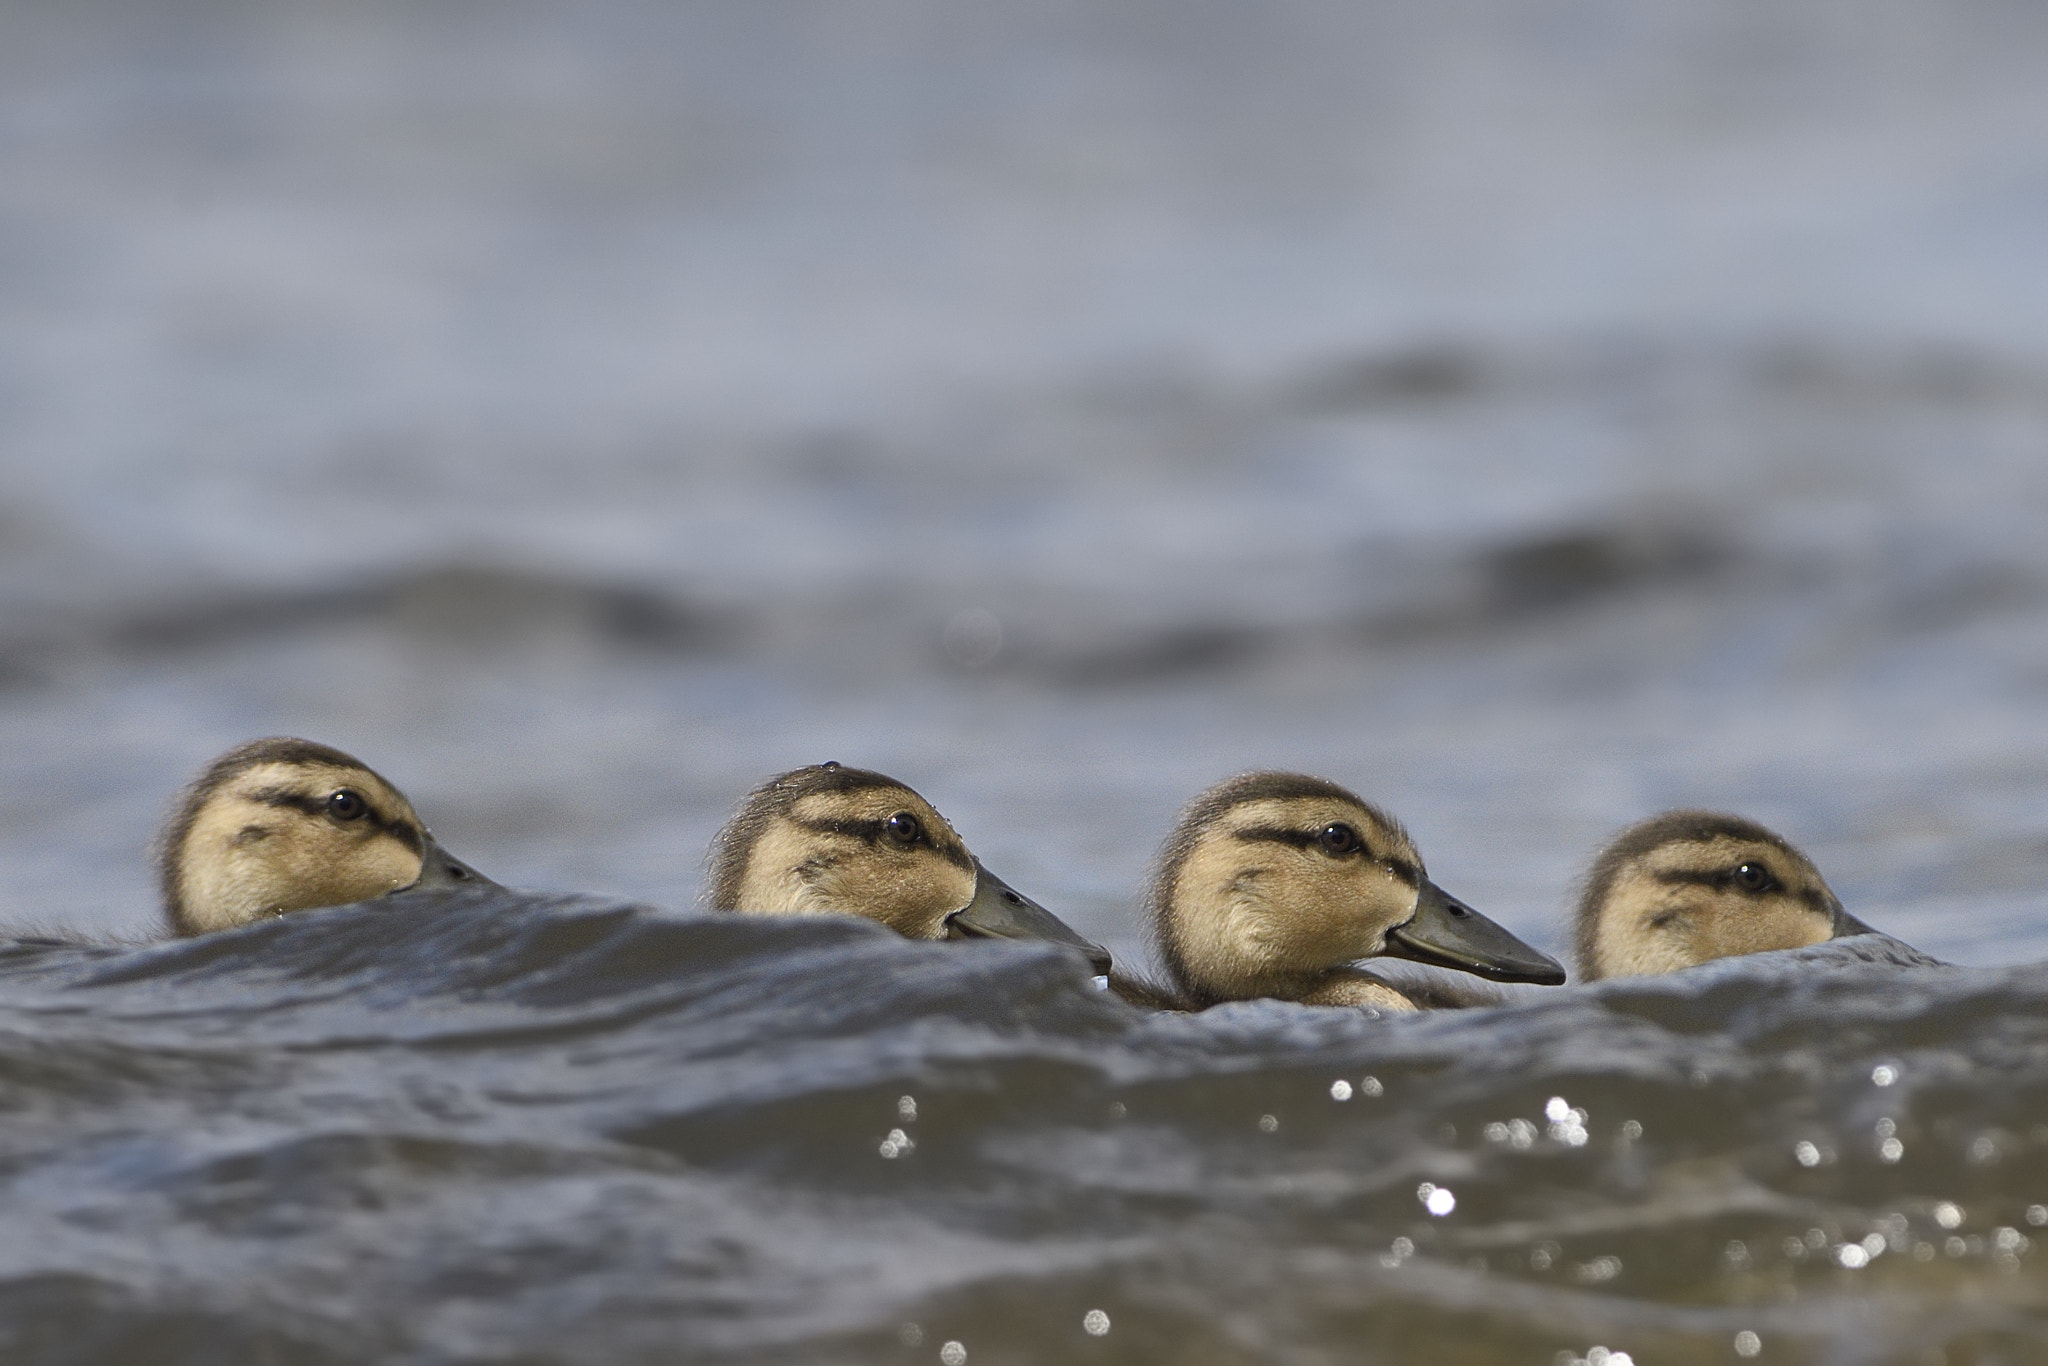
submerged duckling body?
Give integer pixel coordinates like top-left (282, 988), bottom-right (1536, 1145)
top-left (706, 763), bottom-right (1112, 972)
top-left (159, 737), bottom-right (493, 936)
top-left (1574, 810), bottom-right (1879, 981)
top-left (1148, 772), bottom-right (1565, 1011)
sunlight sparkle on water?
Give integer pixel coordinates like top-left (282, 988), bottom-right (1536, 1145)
top-left (1545, 1097), bottom-right (1589, 1146)
top-left (1555, 1348), bottom-right (1633, 1366)
top-left (1082, 1310), bottom-right (1110, 1336)
top-left (1417, 1182), bottom-right (1456, 1215)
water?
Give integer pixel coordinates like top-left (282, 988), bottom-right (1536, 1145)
top-left (0, 893), bottom-right (2039, 1364)
top-left (7, 1), bottom-right (2048, 1360)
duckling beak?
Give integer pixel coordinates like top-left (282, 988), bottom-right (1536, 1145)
top-left (1380, 879), bottom-right (1567, 985)
top-left (944, 861), bottom-right (1115, 974)
top-left (405, 835), bottom-right (500, 894)
top-left (1831, 904), bottom-right (1878, 938)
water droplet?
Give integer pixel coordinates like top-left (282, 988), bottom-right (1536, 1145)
top-left (1082, 1310), bottom-right (1110, 1337)
top-left (1735, 1330), bottom-right (1762, 1357)
top-left (1330, 1079), bottom-right (1353, 1101)
top-left (1935, 1202), bottom-right (1964, 1229)
top-left (1872, 1064), bottom-right (1899, 1087)
top-left (1257, 1114), bottom-right (1279, 1133)
top-left (939, 1341), bottom-right (968, 1366)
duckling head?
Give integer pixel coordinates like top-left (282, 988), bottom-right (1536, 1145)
top-left (159, 737), bottom-right (494, 936)
top-left (1149, 772), bottom-right (1565, 1007)
top-left (1575, 810), bottom-right (1874, 981)
top-left (705, 762), bottom-right (1112, 972)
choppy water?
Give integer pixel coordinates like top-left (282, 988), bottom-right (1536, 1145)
top-left (8, 1), bottom-right (2048, 1361)
top-left (0, 891), bottom-right (2039, 1365)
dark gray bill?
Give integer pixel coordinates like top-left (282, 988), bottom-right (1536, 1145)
top-left (944, 861), bottom-right (1114, 974)
top-left (1831, 904), bottom-right (1878, 938)
top-left (1381, 878), bottom-right (1567, 985)
top-left (406, 836), bottom-right (500, 894)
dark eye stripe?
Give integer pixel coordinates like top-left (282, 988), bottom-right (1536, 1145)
top-left (790, 816), bottom-right (975, 873)
top-left (1229, 827), bottom-right (1420, 886)
top-left (1234, 826), bottom-right (1342, 851)
top-left (1654, 866), bottom-right (1838, 917)
top-left (248, 788), bottom-right (425, 856)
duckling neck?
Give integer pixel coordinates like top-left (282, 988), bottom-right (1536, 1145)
top-left (1293, 969), bottom-right (1419, 1012)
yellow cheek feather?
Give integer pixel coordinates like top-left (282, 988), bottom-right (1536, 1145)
top-left (1579, 820), bottom-right (1847, 980)
top-left (177, 809), bottom-right (425, 934)
top-left (729, 815), bottom-right (976, 939)
top-left (171, 766), bottom-right (429, 934)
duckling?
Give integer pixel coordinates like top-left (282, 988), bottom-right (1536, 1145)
top-left (1148, 772), bottom-right (1565, 1010)
top-left (159, 737), bottom-right (495, 936)
top-left (1573, 810), bottom-right (1881, 980)
top-left (705, 762), bottom-right (1112, 973)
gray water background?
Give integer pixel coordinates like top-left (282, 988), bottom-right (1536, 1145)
top-left (7, 0), bottom-right (2048, 975)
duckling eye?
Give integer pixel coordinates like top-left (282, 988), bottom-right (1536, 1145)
top-left (883, 812), bottom-right (922, 845)
top-left (326, 789), bottom-right (368, 822)
top-left (1731, 862), bottom-right (1778, 894)
top-left (1318, 823), bottom-right (1361, 856)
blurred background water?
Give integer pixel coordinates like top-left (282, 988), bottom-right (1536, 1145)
top-left (7, 0), bottom-right (2048, 969)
